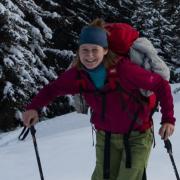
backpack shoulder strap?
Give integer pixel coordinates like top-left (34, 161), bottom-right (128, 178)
top-left (76, 70), bottom-right (87, 93)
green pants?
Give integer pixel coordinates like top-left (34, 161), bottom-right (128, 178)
top-left (91, 129), bottom-right (153, 180)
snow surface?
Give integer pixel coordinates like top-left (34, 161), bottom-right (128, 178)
top-left (0, 84), bottom-right (180, 180)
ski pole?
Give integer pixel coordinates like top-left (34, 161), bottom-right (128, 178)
top-left (19, 125), bottom-right (45, 180)
top-left (164, 139), bottom-right (180, 180)
top-left (30, 125), bottom-right (45, 180)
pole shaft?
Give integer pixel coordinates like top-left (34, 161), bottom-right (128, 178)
top-left (169, 154), bottom-right (180, 180)
top-left (31, 128), bottom-right (45, 180)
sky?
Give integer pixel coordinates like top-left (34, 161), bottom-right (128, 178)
top-left (0, 84), bottom-right (180, 180)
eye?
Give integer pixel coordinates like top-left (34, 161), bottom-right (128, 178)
top-left (92, 49), bottom-right (98, 53)
top-left (81, 49), bottom-right (88, 53)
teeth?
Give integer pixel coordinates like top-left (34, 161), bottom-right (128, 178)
top-left (86, 60), bottom-right (96, 63)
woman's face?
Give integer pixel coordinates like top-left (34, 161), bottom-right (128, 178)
top-left (79, 44), bottom-right (108, 69)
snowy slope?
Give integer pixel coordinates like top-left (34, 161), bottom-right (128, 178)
top-left (0, 84), bottom-right (180, 180)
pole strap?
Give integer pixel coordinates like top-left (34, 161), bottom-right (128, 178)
top-left (18, 126), bottom-right (29, 140)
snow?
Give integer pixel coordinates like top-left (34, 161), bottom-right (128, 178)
top-left (44, 0), bottom-right (59, 7)
top-left (4, 0), bottom-right (25, 18)
top-left (0, 0), bottom-right (180, 179)
top-left (3, 57), bottom-right (15, 67)
top-left (3, 81), bottom-right (14, 98)
top-left (0, 66), bottom-right (3, 78)
top-left (43, 48), bottom-right (74, 59)
top-left (0, 3), bottom-right (6, 14)
top-left (21, 67), bottom-right (35, 83)
top-left (30, 26), bottom-right (45, 44)
top-left (1, 0), bottom-right (65, 106)
top-left (94, 0), bottom-right (107, 8)
top-left (9, 46), bottom-right (24, 59)
top-left (175, 68), bottom-right (180, 74)
top-left (35, 16), bottom-right (52, 40)
top-left (0, 85), bottom-right (180, 180)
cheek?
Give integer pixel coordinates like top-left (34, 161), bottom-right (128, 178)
top-left (98, 54), bottom-right (105, 61)
top-left (78, 53), bottom-right (84, 61)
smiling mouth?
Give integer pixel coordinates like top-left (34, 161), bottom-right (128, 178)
top-left (85, 59), bottom-right (96, 63)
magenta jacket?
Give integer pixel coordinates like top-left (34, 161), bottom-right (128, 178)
top-left (26, 57), bottom-right (175, 133)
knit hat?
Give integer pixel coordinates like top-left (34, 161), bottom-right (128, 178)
top-left (79, 26), bottom-right (108, 47)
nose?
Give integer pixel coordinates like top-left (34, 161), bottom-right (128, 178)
top-left (86, 51), bottom-right (94, 58)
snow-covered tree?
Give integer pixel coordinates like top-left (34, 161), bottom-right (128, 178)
top-left (0, 0), bottom-right (73, 131)
top-left (0, 0), bottom-right (179, 131)
top-left (130, 0), bottom-right (180, 82)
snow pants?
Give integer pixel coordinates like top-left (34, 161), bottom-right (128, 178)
top-left (91, 129), bottom-right (153, 180)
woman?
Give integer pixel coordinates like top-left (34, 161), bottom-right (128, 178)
top-left (23, 19), bottom-right (175, 180)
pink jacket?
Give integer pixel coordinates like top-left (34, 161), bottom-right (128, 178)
top-left (26, 57), bottom-right (175, 133)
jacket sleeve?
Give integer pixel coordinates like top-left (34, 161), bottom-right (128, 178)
top-left (119, 59), bottom-right (176, 125)
top-left (26, 68), bottom-right (79, 111)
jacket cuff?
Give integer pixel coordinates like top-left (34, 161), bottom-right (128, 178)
top-left (161, 117), bottom-right (176, 125)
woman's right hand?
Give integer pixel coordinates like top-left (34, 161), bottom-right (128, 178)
top-left (23, 109), bottom-right (39, 127)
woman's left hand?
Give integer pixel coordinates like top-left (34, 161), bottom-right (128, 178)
top-left (159, 123), bottom-right (175, 140)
